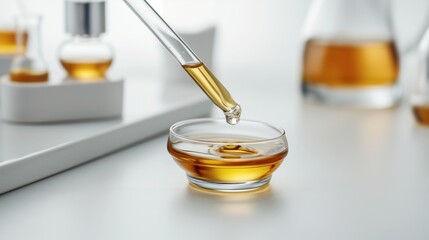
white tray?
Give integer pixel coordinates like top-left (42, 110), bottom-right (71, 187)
top-left (0, 77), bottom-right (124, 123)
top-left (0, 78), bottom-right (211, 194)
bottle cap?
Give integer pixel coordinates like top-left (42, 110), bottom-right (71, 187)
top-left (65, 0), bottom-right (106, 37)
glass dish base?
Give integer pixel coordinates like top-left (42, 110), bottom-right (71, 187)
top-left (302, 82), bottom-right (401, 108)
top-left (187, 175), bottom-right (272, 192)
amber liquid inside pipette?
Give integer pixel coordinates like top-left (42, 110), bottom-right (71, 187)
top-left (183, 62), bottom-right (241, 125)
top-left (168, 135), bottom-right (288, 182)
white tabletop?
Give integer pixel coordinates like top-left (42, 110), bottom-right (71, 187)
top-left (0, 75), bottom-right (428, 240)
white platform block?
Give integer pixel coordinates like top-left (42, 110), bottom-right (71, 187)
top-left (0, 77), bottom-right (123, 123)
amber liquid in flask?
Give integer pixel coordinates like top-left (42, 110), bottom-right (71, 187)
top-left (413, 105), bottom-right (429, 125)
top-left (9, 69), bottom-right (48, 83)
top-left (60, 59), bottom-right (112, 80)
top-left (302, 40), bottom-right (399, 87)
top-left (301, 39), bottom-right (400, 107)
top-left (168, 135), bottom-right (288, 183)
top-left (0, 30), bottom-right (27, 55)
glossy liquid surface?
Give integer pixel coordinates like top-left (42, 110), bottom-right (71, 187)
top-left (0, 30), bottom-right (27, 55)
top-left (168, 135), bottom-right (288, 182)
top-left (183, 63), bottom-right (240, 125)
top-left (302, 40), bottom-right (399, 87)
top-left (9, 69), bottom-right (48, 83)
top-left (60, 59), bottom-right (112, 81)
top-left (413, 105), bottom-right (429, 125)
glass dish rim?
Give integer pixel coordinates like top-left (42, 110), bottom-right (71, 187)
top-left (169, 118), bottom-right (286, 145)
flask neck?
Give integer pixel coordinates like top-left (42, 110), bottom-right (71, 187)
top-left (305, 0), bottom-right (393, 42)
top-left (16, 16), bottom-right (44, 60)
top-left (418, 27), bottom-right (429, 91)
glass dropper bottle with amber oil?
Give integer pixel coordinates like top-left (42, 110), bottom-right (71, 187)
top-left (59, 0), bottom-right (113, 82)
top-left (123, 0), bottom-right (241, 125)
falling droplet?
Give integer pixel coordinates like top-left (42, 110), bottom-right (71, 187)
top-left (224, 104), bottom-right (241, 125)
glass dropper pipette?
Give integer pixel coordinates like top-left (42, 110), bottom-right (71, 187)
top-left (123, 0), bottom-right (241, 125)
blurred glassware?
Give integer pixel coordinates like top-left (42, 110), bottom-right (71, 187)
top-left (411, 24), bottom-right (429, 126)
top-left (0, 0), bottom-right (26, 55)
top-left (301, 0), bottom-right (400, 108)
top-left (0, 0), bottom-right (26, 75)
top-left (9, 15), bottom-right (49, 83)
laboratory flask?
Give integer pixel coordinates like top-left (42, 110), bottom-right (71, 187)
top-left (301, 0), bottom-right (399, 108)
top-left (9, 16), bottom-right (49, 83)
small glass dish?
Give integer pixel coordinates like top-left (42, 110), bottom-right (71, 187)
top-left (167, 118), bottom-right (288, 192)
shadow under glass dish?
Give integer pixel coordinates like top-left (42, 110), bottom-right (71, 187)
top-left (167, 119), bottom-right (288, 192)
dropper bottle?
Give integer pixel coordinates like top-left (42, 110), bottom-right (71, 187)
top-left (123, 0), bottom-right (241, 125)
top-left (58, 0), bottom-right (113, 81)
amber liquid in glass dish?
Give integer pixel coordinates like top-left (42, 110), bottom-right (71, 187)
top-left (168, 135), bottom-right (288, 183)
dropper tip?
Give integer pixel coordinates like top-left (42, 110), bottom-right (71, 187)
top-left (224, 104), bottom-right (241, 125)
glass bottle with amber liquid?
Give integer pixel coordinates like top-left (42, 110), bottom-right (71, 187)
top-left (59, 0), bottom-right (113, 82)
top-left (0, 0), bottom-right (24, 55)
top-left (411, 23), bottom-right (429, 126)
top-left (0, 0), bottom-right (26, 75)
top-left (301, 0), bottom-right (400, 108)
